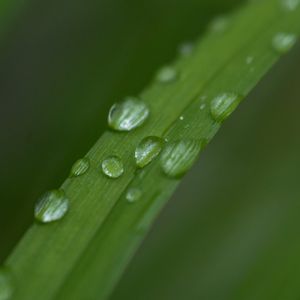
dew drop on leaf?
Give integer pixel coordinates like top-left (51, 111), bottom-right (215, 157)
top-left (34, 189), bottom-right (69, 223)
top-left (272, 32), bottom-right (297, 53)
top-left (70, 157), bottom-right (90, 177)
top-left (135, 136), bottom-right (164, 168)
top-left (102, 155), bottom-right (124, 178)
top-left (160, 139), bottom-right (202, 178)
top-left (108, 97), bottom-right (150, 131)
top-left (210, 92), bottom-right (242, 122)
top-left (126, 188), bottom-right (142, 203)
top-left (156, 66), bottom-right (178, 83)
top-left (0, 268), bottom-right (13, 300)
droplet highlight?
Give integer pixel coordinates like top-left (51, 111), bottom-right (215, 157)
top-left (156, 66), bottom-right (178, 83)
top-left (0, 268), bottom-right (13, 300)
top-left (272, 32), bottom-right (297, 53)
top-left (102, 155), bottom-right (124, 178)
top-left (160, 139), bottom-right (202, 178)
top-left (135, 136), bottom-right (164, 168)
top-left (34, 189), bottom-right (69, 223)
top-left (70, 157), bottom-right (90, 177)
top-left (126, 187), bottom-right (142, 203)
top-left (108, 97), bottom-right (150, 131)
top-left (210, 92), bottom-right (242, 122)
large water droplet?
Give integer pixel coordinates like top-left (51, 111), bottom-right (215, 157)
top-left (210, 93), bottom-right (242, 122)
top-left (0, 268), bottom-right (13, 300)
top-left (280, 0), bottom-right (299, 11)
top-left (126, 187), bottom-right (142, 203)
top-left (108, 97), bottom-right (150, 131)
top-left (160, 139), bottom-right (202, 178)
top-left (102, 156), bottom-right (124, 178)
top-left (70, 157), bottom-right (90, 177)
top-left (135, 136), bottom-right (164, 168)
top-left (272, 32), bottom-right (297, 53)
top-left (156, 66), bottom-right (178, 83)
top-left (34, 189), bottom-right (69, 223)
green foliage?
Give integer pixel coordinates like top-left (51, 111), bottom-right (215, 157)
top-left (2, 0), bottom-right (300, 299)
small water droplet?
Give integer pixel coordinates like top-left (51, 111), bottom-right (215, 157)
top-left (34, 189), bottom-right (69, 223)
top-left (179, 116), bottom-right (184, 121)
top-left (160, 139), bottom-right (202, 178)
top-left (210, 93), bottom-right (242, 122)
top-left (178, 42), bottom-right (194, 56)
top-left (102, 155), bottom-right (124, 178)
top-left (209, 16), bottom-right (229, 32)
top-left (246, 56), bottom-right (254, 64)
top-left (272, 32), bottom-right (297, 53)
top-left (200, 103), bottom-right (206, 110)
top-left (280, 0), bottom-right (299, 11)
top-left (0, 268), bottom-right (13, 300)
top-left (135, 136), bottom-right (164, 168)
top-left (70, 157), bottom-right (90, 177)
top-left (156, 66), bottom-right (178, 83)
top-left (108, 97), bottom-right (149, 131)
top-left (126, 187), bottom-right (142, 203)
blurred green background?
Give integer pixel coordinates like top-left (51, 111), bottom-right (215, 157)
top-left (1, 0), bottom-right (300, 299)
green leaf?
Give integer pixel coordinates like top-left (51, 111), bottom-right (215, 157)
top-left (6, 1), bottom-right (300, 299)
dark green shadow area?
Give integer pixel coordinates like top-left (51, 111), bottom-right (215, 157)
top-left (0, 0), bottom-right (243, 261)
top-left (111, 45), bottom-right (300, 300)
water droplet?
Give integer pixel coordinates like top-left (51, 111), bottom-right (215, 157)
top-left (0, 268), bottom-right (13, 300)
top-left (102, 156), bottom-right (124, 178)
top-left (108, 97), bottom-right (149, 131)
top-left (179, 116), bottom-right (184, 121)
top-left (156, 66), bottom-right (178, 83)
top-left (135, 136), bottom-right (164, 168)
top-left (160, 139), bottom-right (202, 178)
top-left (246, 56), bottom-right (254, 64)
top-left (272, 32), bottom-right (297, 53)
top-left (126, 187), bottom-right (142, 203)
top-left (210, 93), bottom-right (242, 122)
top-left (280, 0), bottom-right (299, 11)
top-left (209, 16), bottom-right (229, 32)
top-left (178, 42), bottom-right (194, 56)
top-left (200, 103), bottom-right (206, 110)
top-left (70, 157), bottom-right (90, 177)
top-left (34, 189), bottom-right (69, 223)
